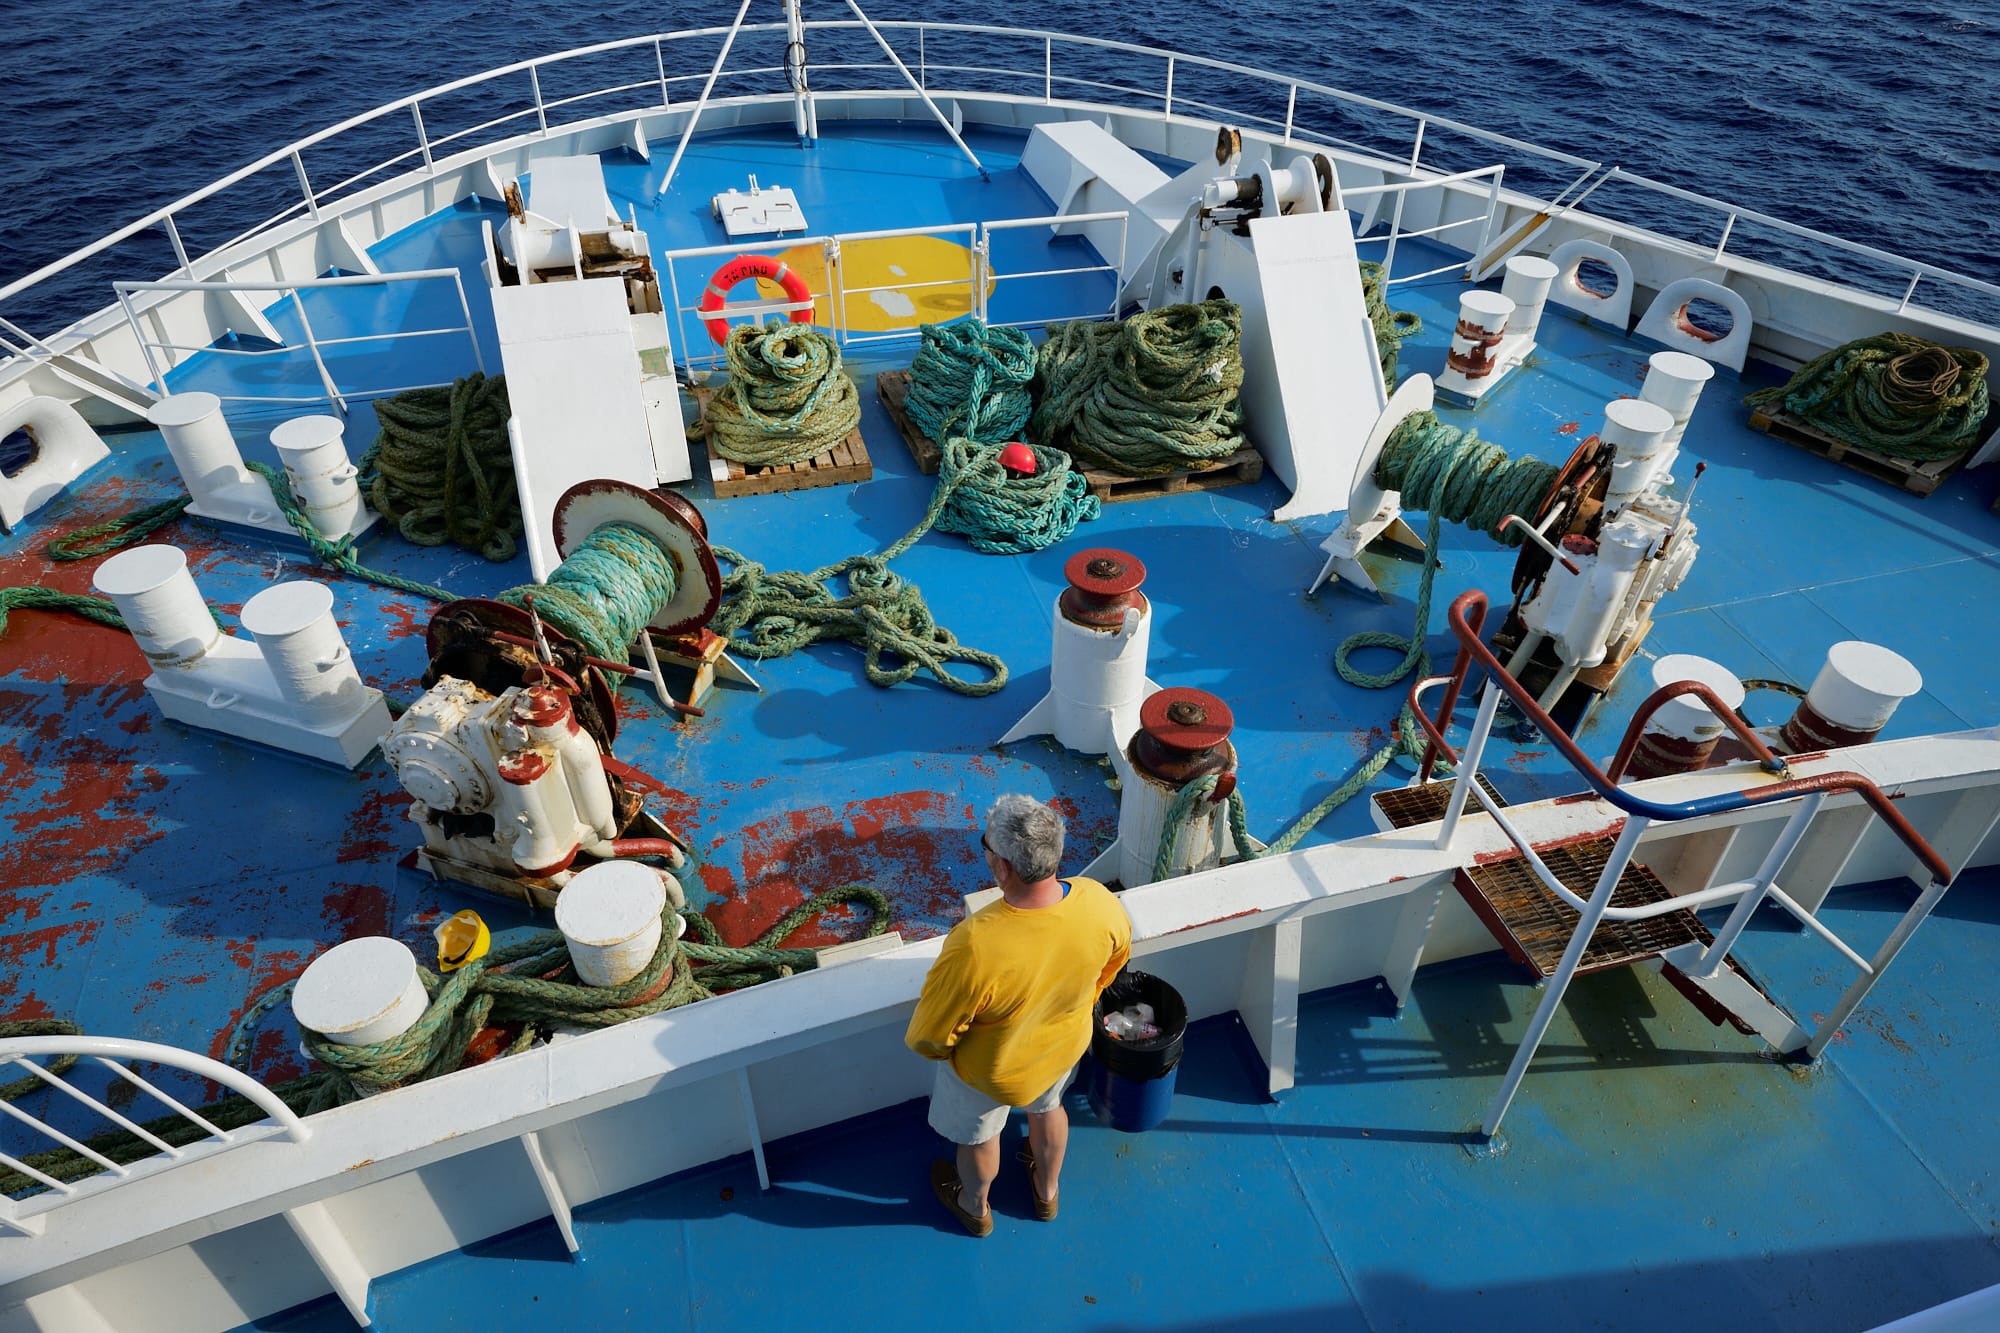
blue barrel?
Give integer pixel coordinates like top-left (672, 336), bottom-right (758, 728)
top-left (1086, 970), bottom-right (1186, 1132)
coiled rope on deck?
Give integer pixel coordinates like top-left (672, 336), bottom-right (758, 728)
top-left (1360, 259), bottom-right (1424, 387)
top-left (932, 437), bottom-right (1100, 555)
top-left (359, 373), bottom-right (521, 561)
top-left (1029, 300), bottom-right (1248, 477)
top-left (1744, 332), bottom-right (1990, 462)
top-left (905, 318), bottom-right (1038, 446)
top-left (495, 522), bottom-right (680, 666)
top-left (0, 887), bottom-right (890, 1196)
top-left (698, 323), bottom-right (862, 467)
top-left (1151, 412), bottom-right (1551, 878)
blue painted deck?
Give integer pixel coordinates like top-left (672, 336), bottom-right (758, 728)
top-left (246, 868), bottom-right (2000, 1332)
top-left (2, 119), bottom-right (1998, 1327)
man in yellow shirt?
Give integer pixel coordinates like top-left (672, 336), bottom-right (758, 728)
top-left (905, 794), bottom-right (1132, 1236)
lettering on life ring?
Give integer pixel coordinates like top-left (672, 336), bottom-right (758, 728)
top-left (698, 254), bottom-right (814, 345)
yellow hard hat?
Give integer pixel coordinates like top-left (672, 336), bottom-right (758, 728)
top-left (433, 909), bottom-right (491, 972)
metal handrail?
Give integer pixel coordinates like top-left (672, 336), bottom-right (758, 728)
top-left (8, 19), bottom-right (1991, 340)
top-left (1432, 590), bottom-right (1951, 886)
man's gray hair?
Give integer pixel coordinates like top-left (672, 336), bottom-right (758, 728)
top-left (986, 794), bottom-right (1065, 882)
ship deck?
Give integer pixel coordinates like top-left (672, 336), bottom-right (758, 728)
top-left (2, 119), bottom-right (1998, 1329)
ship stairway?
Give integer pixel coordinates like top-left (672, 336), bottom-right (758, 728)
top-left (1375, 782), bottom-right (1797, 1047)
top-left (1401, 589), bottom-right (1959, 1145)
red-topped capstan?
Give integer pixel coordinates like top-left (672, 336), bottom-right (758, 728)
top-left (1060, 548), bottom-right (1148, 628)
top-left (1132, 687), bottom-right (1236, 788)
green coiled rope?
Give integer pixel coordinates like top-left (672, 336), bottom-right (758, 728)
top-left (1744, 332), bottom-right (1990, 462)
top-left (1360, 259), bottom-right (1424, 387)
top-left (358, 373), bottom-right (521, 561)
top-left (932, 437), bottom-right (1100, 555)
top-left (905, 318), bottom-right (1037, 446)
top-left (1152, 412), bottom-right (1552, 878)
top-left (699, 323), bottom-right (862, 467)
top-left (1029, 300), bottom-right (1248, 477)
top-left (1, 885), bottom-right (890, 1196)
top-left (496, 522), bottom-right (679, 667)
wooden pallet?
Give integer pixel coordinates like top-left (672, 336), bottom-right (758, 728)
top-left (1080, 445), bottom-right (1264, 504)
top-left (1749, 404), bottom-right (1966, 497)
top-left (693, 385), bottom-right (873, 498)
top-left (875, 369), bottom-right (942, 474)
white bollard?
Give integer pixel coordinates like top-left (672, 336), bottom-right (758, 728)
top-left (1639, 350), bottom-right (1715, 453)
top-left (291, 937), bottom-right (430, 1047)
top-left (239, 582), bottom-right (365, 717)
top-left (92, 544), bottom-right (222, 669)
top-left (271, 415), bottom-right (363, 539)
top-left (1625, 654), bottom-right (1745, 779)
top-left (556, 861), bottom-right (678, 987)
top-left (1445, 290), bottom-right (1516, 384)
top-left (1601, 398), bottom-right (1679, 510)
top-left (1781, 641), bottom-right (1923, 753)
top-left (1500, 256), bottom-right (1559, 345)
top-left (148, 392), bottom-right (250, 497)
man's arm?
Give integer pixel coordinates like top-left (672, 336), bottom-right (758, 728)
top-left (904, 934), bottom-right (981, 1060)
top-left (1096, 911), bottom-right (1133, 994)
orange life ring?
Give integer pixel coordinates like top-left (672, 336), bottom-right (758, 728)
top-left (698, 254), bottom-right (814, 345)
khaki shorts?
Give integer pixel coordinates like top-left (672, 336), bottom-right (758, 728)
top-left (927, 1059), bottom-right (1076, 1145)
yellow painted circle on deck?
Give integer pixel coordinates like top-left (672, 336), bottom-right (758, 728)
top-left (750, 235), bottom-right (996, 333)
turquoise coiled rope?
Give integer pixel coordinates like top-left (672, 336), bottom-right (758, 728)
top-left (1151, 411), bottom-right (1557, 877)
top-left (496, 522), bottom-right (680, 665)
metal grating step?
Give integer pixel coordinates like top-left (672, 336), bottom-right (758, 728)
top-left (1454, 836), bottom-right (1712, 978)
top-left (1371, 775), bottom-right (1508, 830)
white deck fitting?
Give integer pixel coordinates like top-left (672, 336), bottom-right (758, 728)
top-left (523, 155), bottom-right (621, 231)
top-left (494, 279), bottom-right (664, 582)
top-left (0, 395), bottom-right (109, 531)
top-left (145, 392), bottom-right (293, 538)
top-left (710, 177), bottom-right (809, 236)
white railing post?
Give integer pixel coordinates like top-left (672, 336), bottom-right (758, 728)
top-left (1806, 873), bottom-right (1953, 1059)
top-left (1408, 119), bottom-right (1427, 173)
top-left (1479, 814), bottom-right (1652, 1140)
top-left (1044, 37), bottom-right (1053, 104)
top-left (1163, 55), bottom-right (1175, 116)
top-left (118, 288), bottom-right (170, 395)
top-left (1437, 681), bottom-right (1503, 850)
top-left (918, 25), bottom-right (926, 88)
top-left (452, 271), bottom-right (487, 375)
top-left (290, 151), bottom-right (320, 221)
top-left (1897, 271), bottom-right (1923, 313)
top-left (1469, 166), bottom-right (1505, 273)
top-left (530, 64), bottom-right (549, 134)
top-left (1283, 84), bottom-right (1296, 144)
top-left (1692, 791), bottom-right (1826, 976)
top-left (656, 38), bottom-right (671, 106)
top-left (162, 215), bottom-right (194, 278)
top-left (1382, 186), bottom-right (1411, 284)
top-left (1712, 211), bottom-right (1738, 262)
top-left (289, 289), bottom-right (349, 416)
top-left (411, 102), bottom-right (434, 173)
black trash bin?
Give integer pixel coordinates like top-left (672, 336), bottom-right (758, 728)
top-left (1087, 970), bottom-right (1187, 1131)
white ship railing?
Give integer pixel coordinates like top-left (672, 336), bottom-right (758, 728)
top-left (3, 23), bottom-right (1993, 353)
top-left (1347, 164), bottom-right (1509, 284)
top-left (658, 210), bottom-right (1127, 368)
top-left (112, 270), bottom-right (484, 418)
top-left (0, 1036), bottom-right (308, 1239)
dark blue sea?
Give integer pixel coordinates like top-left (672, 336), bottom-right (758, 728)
top-left (0, 0), bottom-right (1994, 333)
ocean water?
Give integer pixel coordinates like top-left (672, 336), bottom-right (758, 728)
top-left (0, 0), bottom-right (1994, 334)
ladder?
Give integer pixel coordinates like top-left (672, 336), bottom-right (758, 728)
top-left (1403, 589), bottom-right (1955, 1143)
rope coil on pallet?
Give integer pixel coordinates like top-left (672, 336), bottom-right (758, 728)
top-left (1744, 332), bottom-right (1990, 462)
top-left (359, 373), bottom-right (521, 561)
top-left (905, 318), bottom-right (1037, 447)
top-left (1029, 300), bottom-right (1248, 477)
top-left (698, 323), bottom-right (861, 467)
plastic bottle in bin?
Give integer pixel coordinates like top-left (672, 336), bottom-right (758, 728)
top-left (1088, 969), bottom-right (1186, 1131)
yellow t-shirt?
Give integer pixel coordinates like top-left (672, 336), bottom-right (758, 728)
top-left (904, 876), bottom-right (1132, 1105)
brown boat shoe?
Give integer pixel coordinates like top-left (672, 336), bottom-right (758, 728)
top-left (930, 1160), bottom-right (993, 1237)
top-left (1018, 1148), bottom-right (1058, 1221)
